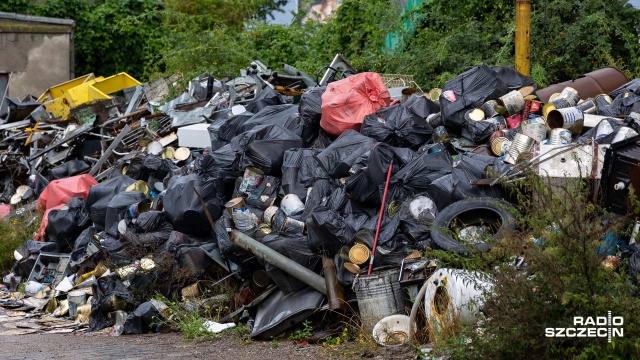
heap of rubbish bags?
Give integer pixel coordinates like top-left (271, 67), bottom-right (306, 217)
top-left (2, 57), bottom-right (640, 341)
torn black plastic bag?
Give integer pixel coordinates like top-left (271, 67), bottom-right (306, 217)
top-left (599, 92), bottom-right (640, 117)
top-left (361, 104), bottom-right (433, 149)
top-left (280, 148), bottom-right (321, 201)
top-left (230, 124), bottom-right (302, 175)
top-left (104, 191), bottom-right (147, 237)
top-left (208, 145), bottom-right (241, 184)
top-left (45, 197), bottom-right (91, 251)
top-left (451, 153), bottom-right (512, 202)
top-left (122, 211), bottom-right (173, 251)
top-left (124, 156), bottom-right (148, 180)
top-left (298, 86), bottom-right (326, 145)
top-left (492, 66), bottom-right (537, 91)
top-left (123, 301), bottom-right (162, 335)
top-left (387, 150), bottom-right (453, 201)
top-left (245, 87), bottom-right (286, 114)
top-left (86, 175), bottom-right (136, 231)
top-left (207, 117), bottom-right (229, 150)
top-left (398, 195), bottom-right (437, 244)
top-left (346, 143), bottom-right (416, 206)
top-left (306, 206), bottom-right (357, 257)
top-left (302, 179), bottom-right (341, 219)
top-left (427, 174), bottom-right (457, 211)
top-left (404, 94), bottom-right (440, 122)
top-left (609, 78), bottom-right (640, 99)
top-left (48, 160), bottom-right (90, 180)
top-left (163, 174), bottom-right (224, 237)
top-left (238, 104), bottom-right (301, 136)
top-left (261, 233), bottom-right (321, 295)
top-left (440, 64), bottom-right (509, 133)
top-left (246, 175), bottom-right (280, 210)
top-left (89, 274), bottom-right (136, 332)
top-left (463, 119), bottom-right (498, 144)
top-left (217, 111), bottom-right (255, 142)
top-left (243, 137), bottom-right (305, 175)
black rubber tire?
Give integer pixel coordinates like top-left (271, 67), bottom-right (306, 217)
top-left (430, 197), bottom-right (516, 255)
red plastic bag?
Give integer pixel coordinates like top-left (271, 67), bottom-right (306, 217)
top-left (35, 174), bottom-right (97, 240)
top-left (320, 72), bottom-right (392, 136)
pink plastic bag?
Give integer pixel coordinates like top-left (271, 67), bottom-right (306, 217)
top-left (320, 73), bottom-right (392, 136)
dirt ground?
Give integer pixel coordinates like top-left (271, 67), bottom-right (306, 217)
top-left (0, 331), bottom-right (420, 360)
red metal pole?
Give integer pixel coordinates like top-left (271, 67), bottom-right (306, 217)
top-left (367, 162), bottom-right (393, 275)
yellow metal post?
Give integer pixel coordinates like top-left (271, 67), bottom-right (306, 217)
top-left (515, 0), bottom-right (531, 76)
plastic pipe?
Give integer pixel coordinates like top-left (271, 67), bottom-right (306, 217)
top-left (230, 230), bottom-right (327, 295)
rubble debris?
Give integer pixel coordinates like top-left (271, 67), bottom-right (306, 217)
top-left (2, 57), bottom-right (640, 343)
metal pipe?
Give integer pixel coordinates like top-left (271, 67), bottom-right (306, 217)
top-left (322, 256), bottom-right (346, 311)
top-left (515, 0), bottom-right (531, 76)
top-left (231, 230), bottom-right (327, 295)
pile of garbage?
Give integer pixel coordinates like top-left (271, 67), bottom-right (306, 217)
top-left (1, 57), bottom-right (640, 342)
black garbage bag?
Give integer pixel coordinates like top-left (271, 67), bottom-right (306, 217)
top-left (123, 301), bottom-right (162, 335)
top-left (346, 143), bottom-right (416, 205)
top-left (280, 148), bottom-right (321, 201)
top-left (440, 64), bottom-right (509, 133)
top-left (601, 92), bottom-right (640, 117)
top-left (462, 119), bottom-right (498, 144)
top-left (164, 174), bottom-right (224, 237)
top-left (492, 66), bottom-right (537, 91)
top-left (306, 207), bottom-right (357, 257)
top-left (245, 87), bottom-right (286, 114)
top-left (122, 211), bottom-right (173, 250)
top-left (207, 117), bottom-right (229, 150)
top-left (143, 155), bottom-right (177, 180)
top-left (48, 160), bottom-right (90, 180)
top-left (314, 128), bottom-right (336, 149)
top-left (246, 175), bottom-right (280, 210)
top-left (577, 118), bottom-right (628, 144)
top-left (125, 156), bottom-right (148, 180)
top-left (302, 179), bottom-right (341, 219)
top-left (209, 144), bottom-right (242, 184)
top-left (427, 174), bottom-right (457, 211)
top-left (239, 104), bottom-right (301, 136)
top-left (45, 197), bottom-right (91, 251)
top-left (105, 191), bottom-right (147, 237)
top-left (218, 111), bottom-right (255, 142)
top-left (361, 104), bottom-right (433, 149)
top-left (101, 234), bottom-right (129, 263)
top-left (86, 175), bottom-right (136, 231)
top-left (398, 195), bottom-right (437, 244)
top-left (262, 233), bottom-right (322, 295)
top-left (232, 124), bottom-right (302, 156)
top-left (609, 78), bottom-right (640, 99)
top-left (89, 274), bottom-right (136, 332)
top-left (450, 153), bottom-right (512, 202)
top-left (299, 86), bottom-right (326, 145)
top-left (243, 138), bottom-right (305, 175)
top-left (388, 150), bottom-right (453, 201)
top-left (313, 130), bottom-right (375, 178)
top-left (403, 94), bottom-right (440, 122)
top-left (358, 212), bottom-right (403, 252)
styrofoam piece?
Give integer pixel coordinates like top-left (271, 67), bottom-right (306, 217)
top-left (177, 123), bottom-right (212, 148)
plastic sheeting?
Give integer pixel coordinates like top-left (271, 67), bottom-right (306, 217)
top-left (48, 160), bottom-right (90, 180)
top-left (320, 72), bottom-right (392, 136)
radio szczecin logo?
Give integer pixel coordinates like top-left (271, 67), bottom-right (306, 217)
top-left (545, 311), bottom-right (623, 343)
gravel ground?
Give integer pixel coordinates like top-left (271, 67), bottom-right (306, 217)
top-left (0, 330), bottom-right (419, 360)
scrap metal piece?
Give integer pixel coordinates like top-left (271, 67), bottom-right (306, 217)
top-left (89, 124), bottom-right (131, 176)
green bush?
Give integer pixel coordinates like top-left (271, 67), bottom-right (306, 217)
top-left (0, 210), bottom-right (40, 275)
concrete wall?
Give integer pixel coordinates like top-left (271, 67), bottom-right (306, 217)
top-left (0, 13), bottom-right (74, 99)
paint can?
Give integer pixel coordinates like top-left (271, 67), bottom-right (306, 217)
top-left (262, 205), bottom-right (279, 226)
top-left (428, 88), bottom-right (442, 101)
top-left (481, 100), bottom-right (500, 118)
top-left (231, 208), bottom-right (257, 232)
top-left (542, 103), bottom-right (556, 119)
top-left (506, 113), bottom-right (522, 129)
top-left (575, 98), bottom-right (597, 114)
top-left (491, 137), bottom-right (510, 156)
top-left (238, 167), bottom-right (264, 195)
top-left (521, 119), bottom-right (547, 143)
top-left (504, 133), bottom-right (535, 165)
top-left (551, 97), bottom-right (573, 110)
top-left (548, 128), bottom-right (573, 145)
top-left (125, 180), bottom-right (149, 195)
top-left (254, 223), bottom-right (272, 241)
top-left (349, 243), bottom-right (371, 265)
top-left (280, 216), bottom-right (305, 235)
top-left (161, 146), bottom-right (176, 160)
top-left (499, 90), bottom-right (526, 115)
top-left (594, 94), bottom-right (613, 113)
top-left (546, 107), bottom-right (584, 134)
top-left (225, 197), bottom-right (246, 216)
top-left (281, 194), bottom-right (305, 216)
top-left (559, 86), bottom-right (581, 106)
top-left (128, 200), bottom-right (151, 218)
top-left (174, 147), bottom-right (191, 162)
